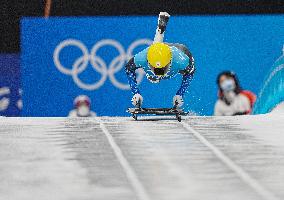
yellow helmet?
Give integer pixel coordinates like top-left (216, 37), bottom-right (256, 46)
top-left (147, 43), bottom-right (172, 75)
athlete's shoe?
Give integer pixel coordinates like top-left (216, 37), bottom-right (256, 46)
top-left (157, 12), bottom-right (170, 34)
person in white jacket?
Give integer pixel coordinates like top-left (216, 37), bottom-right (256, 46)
top-left (68, 95), bottom-right (96, 117)
top-left (214, 71), bottom-right (256, 116)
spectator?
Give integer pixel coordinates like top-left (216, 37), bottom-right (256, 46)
top-left (68, 95), bottom-right (96, 117)
top-left (214, 71), bottom-right (256, 116)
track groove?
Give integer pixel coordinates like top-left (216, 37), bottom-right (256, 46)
top-left (181, 121), bottom-right (279, 200)
top-left (96, 118), bottom-right (151, 200)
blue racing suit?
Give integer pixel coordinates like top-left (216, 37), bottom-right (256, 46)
top-left (125, 43), bottom-right (195, 97)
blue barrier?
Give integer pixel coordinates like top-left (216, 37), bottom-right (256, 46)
top-left (253, 47), bottom-right (284, 114)
top-left (21, 16), bottom-right (284, 116)
top-left (0, 54), bottom-right (21, 116)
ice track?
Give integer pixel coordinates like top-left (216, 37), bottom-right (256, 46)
top-left (0, 115), bottom-right (284, 200)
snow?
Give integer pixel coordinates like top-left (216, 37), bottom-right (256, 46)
top-left (270, 101), bottom-right (284, 115)
top-left (0, 115), bottom-right (284, 200)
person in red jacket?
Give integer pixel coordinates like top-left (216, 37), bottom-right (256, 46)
top-left (214, 71), bottom-right (256, 116)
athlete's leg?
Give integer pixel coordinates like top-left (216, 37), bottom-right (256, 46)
top-left (153, 12), bottom-right (170, 43)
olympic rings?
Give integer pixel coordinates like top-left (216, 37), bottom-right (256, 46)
top-left (53, 39), bottom-right (152, 90)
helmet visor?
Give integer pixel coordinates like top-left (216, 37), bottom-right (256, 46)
top-left (149, 62), bottom-right (170, 76)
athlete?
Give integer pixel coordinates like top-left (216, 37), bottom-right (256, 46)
top-left (125, 12), bottom-right (195, 108)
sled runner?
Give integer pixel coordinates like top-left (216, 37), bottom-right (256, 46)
top-left (127, 106), bottom-right (187, 122)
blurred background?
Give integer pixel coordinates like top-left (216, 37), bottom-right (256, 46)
top-left (1, 0), bottom-right (284, 116)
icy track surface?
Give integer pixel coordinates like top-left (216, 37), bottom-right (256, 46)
top-left (0, 115), bottom-right (284, 200)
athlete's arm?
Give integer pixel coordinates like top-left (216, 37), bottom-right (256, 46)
top-left (176, 57), bottom-right (196, 97)
top-left (125, 57), bottom-right (141, 94)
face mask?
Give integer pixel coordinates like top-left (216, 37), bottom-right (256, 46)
top-left (220, 79), bottom-right (236, 93)
top-left (77, 105), bottom-right (90, 117)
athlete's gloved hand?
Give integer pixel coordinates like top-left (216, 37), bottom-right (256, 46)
top-left (173, 95), bottom-right (184, 108)
top-left (132, 93), bottom-right (143, 107)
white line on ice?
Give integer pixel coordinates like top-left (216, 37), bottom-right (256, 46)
top-left (181, 121), bottom-right (280, 200)
top-left (95, 118), bottom-right (151, 200)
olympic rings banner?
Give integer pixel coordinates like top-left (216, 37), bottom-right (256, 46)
top-left (21, 16), bottom-right (284, 116)
top-left (21, 17), bottom-right (165, 116)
